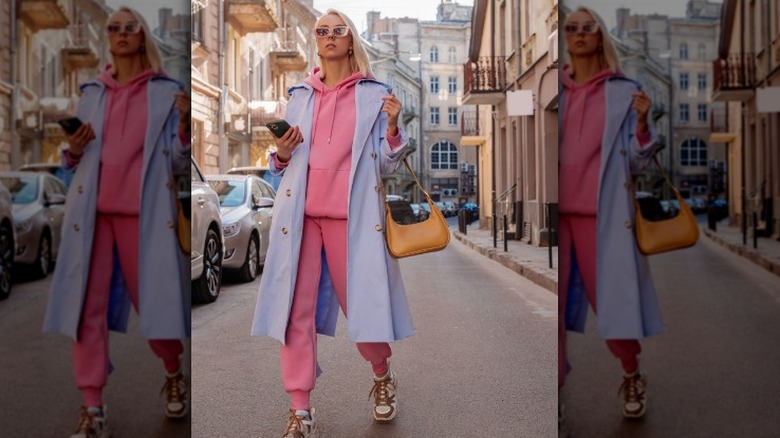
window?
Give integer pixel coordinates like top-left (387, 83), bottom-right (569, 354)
top-left (430, 141), bottom-right (458, 170)
top-left (698, 104), bottom-right (708, 122)
top-left (679, 43), bottom-right (688, 59)
top-left (679, 73), bottom-right (689, 90)
top-left (698, 73), bottom-right (707, 90)
top-left (680, 104), bottom-right (689, 122)
top-left (430, 107), bottom-right (440, 125)
top-left (430, 76), bottom-right (439, 93)
top-left (192, 4), bottom-right (204, 42)
top-left (448, 47), bottom-right (457, 63)
top-left (448, 107), bottom-right (458, 125)
top-left (448, 76), bottom-right (457, 93)
top-left (429, 46), bottom-right (439, 63)
top-left (698, 43), bottom-right (707, 60)
top-left (680, 138), bottom-right (708, 166)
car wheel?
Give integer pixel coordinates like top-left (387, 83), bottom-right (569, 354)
top-left (0, 221), bottom-right (13, 300)
top-left (238, 234), bottom-right (260, 283)
top-left (32, 232), bottom-right (51, 279)
top-left (192, 228), bottom-right (222, 304)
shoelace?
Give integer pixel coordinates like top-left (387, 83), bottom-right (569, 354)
top-left (283, 410), bottom-right (305, 438)
top-left (618, 374), bottom-right (644, 402)
top-left (161, 374), bottom-right (184, 402)
top-left (75, 406), bottom-right (96, 433)
top-left (368, 376), bottom-right (394, 405)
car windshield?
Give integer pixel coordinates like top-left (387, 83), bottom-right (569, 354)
top-left (209, 180), bottom-right (246, 207)
top-left (0, 176), bottom-right (38, 204)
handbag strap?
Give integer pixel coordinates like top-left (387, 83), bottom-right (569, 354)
top-left (630, 154), bottom-right (684, 200)
top-left (380, 158), bottom-right (435, 205)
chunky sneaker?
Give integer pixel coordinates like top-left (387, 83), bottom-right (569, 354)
top-left (161, 370), bottom-right (189, 419)
top-left (618, 370), bottom-right (646, 419)
top-left (369, 371), bottom-right (398, 422)
top-left (282, 408), bottom-right (318, 438)
top-left (70, 405), bottom-right (110, 438)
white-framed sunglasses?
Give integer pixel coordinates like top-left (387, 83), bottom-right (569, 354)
top-left (314, 26), bottom-right (350, 38)
top-left (106, 22), bottom-right (142, 34)
top-left (563, 22), bottom-right (599, 35)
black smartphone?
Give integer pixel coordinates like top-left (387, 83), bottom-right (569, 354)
top-left (266, 119), bottom-right (292, 138)
top-left (58, 117), bottom-right (83, 135)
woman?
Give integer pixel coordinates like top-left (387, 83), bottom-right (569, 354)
top-left (43, 6), bottom-right (191, 437)
top-left (558, 6), bottom-right (662, 425)
top-left (250, 9), bottom-right (412, 438)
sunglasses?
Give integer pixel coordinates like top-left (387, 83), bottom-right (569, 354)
top-left (563, 22), bottom-right (599, 35)
top-left (106, 22), bottom-right (142, 34)
top-left (314, 26), bottom-right (350, 38)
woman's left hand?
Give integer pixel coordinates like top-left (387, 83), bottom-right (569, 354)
top-left (631, 91), bottom-right (651, 134)
top-left (174, 91), bottom-right (191, 137)
top-left (381, 93), bottom-right (401, 137)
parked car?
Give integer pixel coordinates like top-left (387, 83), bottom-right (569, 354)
top-left (206, 174), bottom-right (275, 282)
top-left (0, 172), bottom-right (66, 278)
top-left (434, 201), bottom-right (449, 217)
top-left (0, 184), bottom-right (14, 299)
top-left (191, 157), bottom-right (224, 304)
top-left (413, 203), bottom-right (430, 221)
top-left (460, 202), bottom-right (479, 224)
top-left (711, 199), bottom-right (729, 221)
top-left (443, 201), bottom-right (457, 217)
top-left (410, 203), bottom-right (428, 222)
top-left (19, 162), bottom-right (74, 188)
top-left (386, 195), bottom-right (415, 225)
top-left (226, 166), bottom-right (283, 191)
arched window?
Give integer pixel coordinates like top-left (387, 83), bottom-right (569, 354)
top-left (448, 47), bottom-right (457, 63)
top-left (679, 43), bottom-right (688, 59)
top-left (429, 45), bottom-right (439, 63)
top-left (430, 141), bottom-right (458, 170)
top-left (680, 138), bottom-right (707, 166)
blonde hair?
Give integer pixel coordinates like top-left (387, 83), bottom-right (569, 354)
top-left (107, 6), bottom-right (163, 74)
top-left (316, 9), bottom-right (373, 77)
top-left (563, 6), bottom-right (621, 75)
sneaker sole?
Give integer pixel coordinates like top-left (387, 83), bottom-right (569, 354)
top-left (373, 404), bottom-right (398, 423)
top-left (623, 405), bottom-right (646, 419)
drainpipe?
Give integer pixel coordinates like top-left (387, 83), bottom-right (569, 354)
top-left (10, 0), bottom-right (19, 169)
top-left (740, 0), bottom-right (746, 244)
top-left (218, 0), bottom-right (227, 172)
top-left (490, 0), bottom-right (497, 245)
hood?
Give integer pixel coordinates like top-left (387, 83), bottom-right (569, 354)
top-left (304, 67), bottom-right (366, 144)
top-left (13, 202), bottom-right (39, 220)
top-left (98, 64), bottom-right (157, 89)
top-left (220, 205), bottom-right (248, 224)
top-left (561, 63), bottom-right (614, 91)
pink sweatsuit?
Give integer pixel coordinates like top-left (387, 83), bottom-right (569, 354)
top-left (70, 67), bottom-right (183, 407)
top-left (558, 66), bottom-right (651, 388)
top-left (276, 68), bottom-right (402, 410)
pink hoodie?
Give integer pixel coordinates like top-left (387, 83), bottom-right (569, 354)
top-left (96, 66), bottom-right (156, 215)
top-left (559, 64), bottom-right (612, 215)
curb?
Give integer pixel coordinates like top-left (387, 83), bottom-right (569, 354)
top-left (452, 231), bottom-right (558, 294)
top-left (702, 227), bottom-right (780, 277)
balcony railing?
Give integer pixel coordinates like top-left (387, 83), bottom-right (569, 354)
top-left (62, 23), bottom-right (100, 70)
top-left (19, 0), bottom-right (69, 31)
top-left (710, 104), bottom-right (729, 133)
top-left (461, 110), bottom-right (486, 137)
top-left (250, 101), bottom-right (286, 129)
top-left (227, 0), bottom-right (279, 34)
top-left (269, 27), bottom-right (307, 72)
top-left (713, 53), bottom-right (757, 91)
top-left (464, 57), bottom-right (507, 95)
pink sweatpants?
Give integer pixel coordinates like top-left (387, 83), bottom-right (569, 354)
top-left (281, 216), bottom-right (391, 410)
top-left (558, 214), bottom-right (641, 389)
top-left (72, 214), bottom-right (183, 407)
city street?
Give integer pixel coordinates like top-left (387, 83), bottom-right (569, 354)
top-left (562, 234), bottom-right (780, 437)
top-left (0, 271), bottom-right (191, 437)
top-left (191, 235), bottom-right (557, 437)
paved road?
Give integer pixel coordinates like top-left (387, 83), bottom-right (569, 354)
top-left (0, 271), bottom-right (191, 437)
top-left (192, 236), bottom-right (557, 437)
top-left (562, 235), bottom-right (780, 437)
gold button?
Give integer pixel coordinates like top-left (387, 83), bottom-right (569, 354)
top-left (167, 220), bottom-right (174, 228)
top-left (281, 227), bottom-right (288, 235)
top-left (74, 224), bottom-right (80, 232)
top-left (375, 225), bottom-right (382, 232)
top-left (374, 186), bottom-right (379, 192)
top-left (77, 185), bottom-right (83, 194)
top-left (286, 189), bottom-right (291, 196)
top-left (163, 149), bottom-right (170, 156)
top-left (624, 220), bottom-right (632, 228)
top-left (620, 149), bottom-right (627, 156)
top-left (371, 152), bottom-right (377, 159)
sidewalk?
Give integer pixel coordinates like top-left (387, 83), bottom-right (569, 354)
top-left (452, 222), bottom-right (558, 294)
top-left (702, 221), bottom-right (780, 277)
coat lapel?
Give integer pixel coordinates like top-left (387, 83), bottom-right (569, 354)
top-left (602, 78), bottom-right (635, 168)
top-left (143, 79), bottom-right (177, 176)
top-left (350, 82), bottom-right (387, 182)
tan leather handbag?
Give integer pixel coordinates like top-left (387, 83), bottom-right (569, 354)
top-left (177, 199), bottom-right (190, 254)
top-left (382, 159), bottom-right (450, 258)
top-left (633, 156), bottom-right (699, 255)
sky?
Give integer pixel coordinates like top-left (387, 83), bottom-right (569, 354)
top-left (104, 0), bottom-right (189, 29)
top-left (314, 0), bottom-right (475, 32)
top-left (568, 0), bottom-right (690, 30)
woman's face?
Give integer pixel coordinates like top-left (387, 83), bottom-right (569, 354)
top-left (564, 10), bottom-right (602, 58)
top-left (314, 14), bottom-right (353, 62)
top-left (106, 11), bottom-right (145, 58)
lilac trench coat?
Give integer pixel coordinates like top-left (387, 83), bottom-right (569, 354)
top-left (43, 76), bottom-right (190, 340)
top-left (251, 78), bottom-right (415, 344)
top-left (562, 75), bottom-right (665, 340)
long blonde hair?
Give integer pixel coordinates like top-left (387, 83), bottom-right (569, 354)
top-left (563, 6), bottom-right (621, 75)
top-left (317, 9), bottom-right (373, 77)
top-left (108, 6), bottom-right (163, 74)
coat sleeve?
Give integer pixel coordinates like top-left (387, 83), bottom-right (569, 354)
top-left (377, 111), bottom-right (410, 176)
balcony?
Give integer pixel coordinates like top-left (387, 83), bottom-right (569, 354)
top-left (460, 110), bottom-right (488, 146)
top-left (463, 57), bottom-right (507, 105)
top-left (709, 103), bottom-right (735, 144)
top-left (18, 0), bottom-right (69, 31)
top-left (712, 53), bottom-right (756, 102)
top-left (402, 105), bottom-right (417, 124)
top-left (269, 27), bottom-right (307, 73)
top-left (61, 24), bottom-right (100, 71)
top-left (250, 100), bottom-right (286, 144)
top-left (227, 0), bottom-right (279, 35)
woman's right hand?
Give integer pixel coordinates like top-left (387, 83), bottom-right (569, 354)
top-left (275, 125), bottom-right (303, 162)
top-left (67, 123), bottom-right (96, 156)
